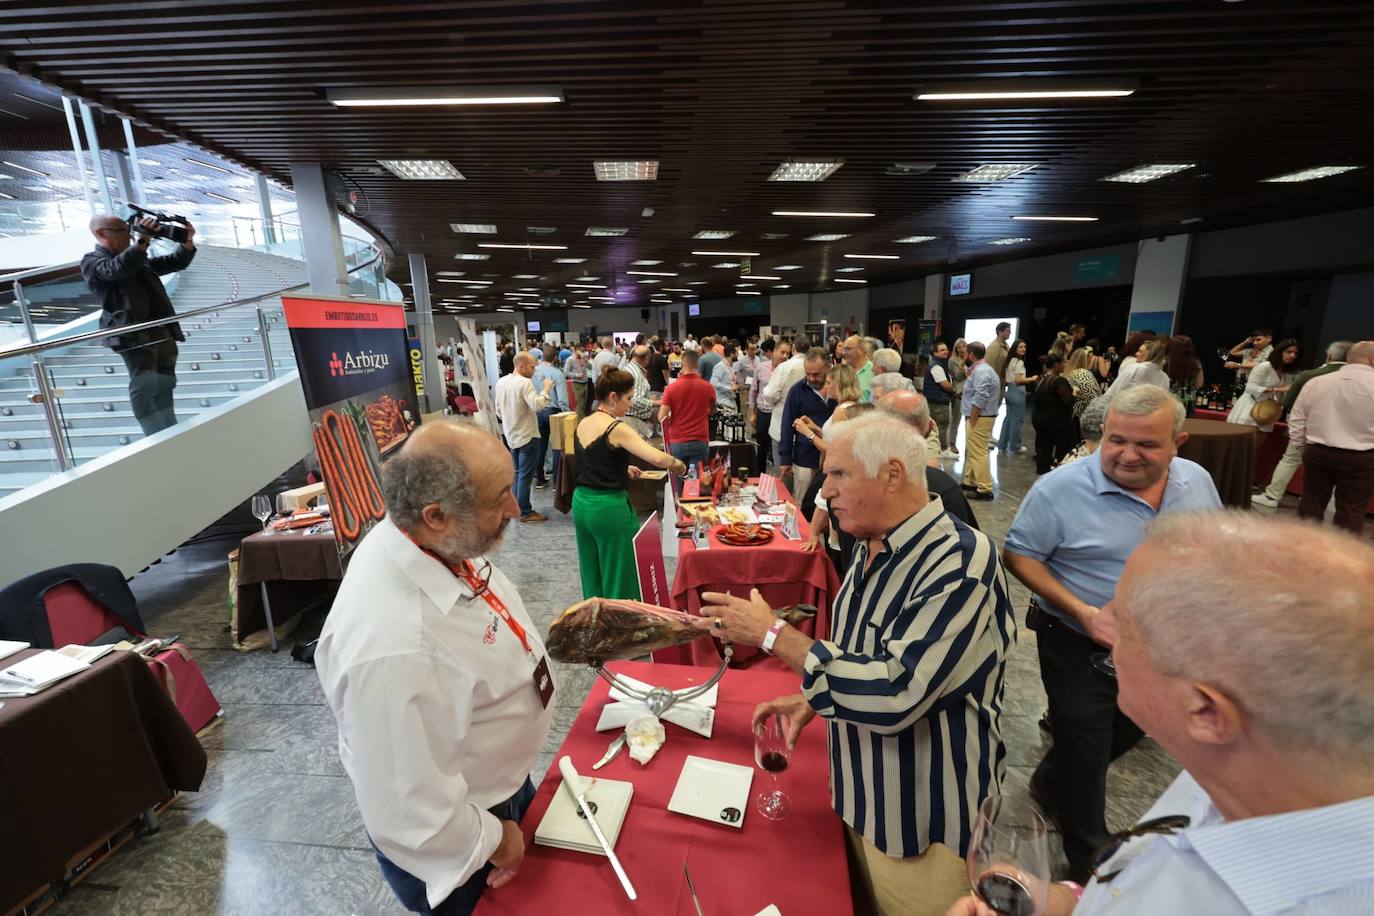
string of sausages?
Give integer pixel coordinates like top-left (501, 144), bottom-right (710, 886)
top-left (313, 407), bottom-right (386, 541)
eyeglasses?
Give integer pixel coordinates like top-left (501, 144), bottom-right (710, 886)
top-left (462, 559), bottom-right (494, 600)
top-left (1090, 814), bottom-right (1191, 883)
top-left (97, 225), bottom-right (132, 235)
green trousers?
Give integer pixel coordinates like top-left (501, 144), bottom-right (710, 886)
top-left (572, 487), bottom-right (641, 600)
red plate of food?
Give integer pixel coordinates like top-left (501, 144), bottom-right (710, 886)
top-left (716, 522), bottom-right (774, 546)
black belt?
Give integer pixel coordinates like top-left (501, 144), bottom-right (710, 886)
top-left (1027, 599), bottom-right (1103, 652)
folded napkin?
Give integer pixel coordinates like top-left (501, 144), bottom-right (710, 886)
top-left (595, 672), bottom-right (720, 737)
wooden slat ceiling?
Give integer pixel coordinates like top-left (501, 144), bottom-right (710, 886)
top-left (4, 0), bottom-right (1373, 314)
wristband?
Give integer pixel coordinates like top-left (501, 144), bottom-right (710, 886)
top-left (760, 619), bottom-right (787, 655)
top-left (1057, 881), bottom-right (1085, 901)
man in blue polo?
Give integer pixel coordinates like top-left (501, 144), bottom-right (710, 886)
top-left (1002, 385), bottom-right (1220, 884)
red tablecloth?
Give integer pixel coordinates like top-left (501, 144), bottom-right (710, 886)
top-left (473, 660), bottom-right (852, 916)
top-left (658, 480), bottom-right (840, 670)
top-left (1191, 407), bottom-right (1289, 487)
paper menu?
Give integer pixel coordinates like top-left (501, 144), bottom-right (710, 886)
top-left (0, 649), bottom-right (87, 691)
top-left (0, 640), bottom-right (30, 664)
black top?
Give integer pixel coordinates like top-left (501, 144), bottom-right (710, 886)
top-left (574, 418), bottom-right (631, 491)
top-left (647, 352), bottom-right (670, 392)
top-left (81, 243), bottom-right (195, 351)
top-left (1032, 374), bottom-right (1076, 423)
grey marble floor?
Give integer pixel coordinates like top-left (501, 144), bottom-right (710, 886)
top-left (50, 420), bottom-right (1307, 914)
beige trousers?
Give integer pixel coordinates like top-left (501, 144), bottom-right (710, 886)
top-left (963, 416), bottom-right (996, 495)
top-left (845, 826), bottom-right (969, 916)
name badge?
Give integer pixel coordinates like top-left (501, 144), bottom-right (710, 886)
top-left (531, 655), bottom-right (555, 709)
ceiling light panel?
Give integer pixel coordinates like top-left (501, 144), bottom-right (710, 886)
top-left (1011, 215), bottom-right (1098, 222)
top-left (773, 264), bottom-right (803, 271)
top-left (453, 252), bottom-right (490, 260)
top-left (594, 160), bottom-right (659, 181)
top-left (844, 253), bottom-right (899, 260)
top-left (953, 163), bottom-right (1037, 182)
top-left (693, 230), bottom-right (736, 239)
top-left (739, 275), bottom-right (781, 281)
top-left (773, 210), bottom-right (875, 218)
top-left (329, 85), bottom-right (564, 107)
top-left (1261, 165), bottom-right (1362, 183)
top-left (1102, 163), bottom-right (1196, 183)
top-left (693, 250), bottom-right (760, 257)
top-left (627, 270), bottom-right (677, 276)
top-left (378, 159), bottom-right (465, 180)
top-left (631, 259), bottom-right (663, 266)
top-left (806, 233), bottom-right (850, 242)
top-left (836, 267), bottom-right (864, 273)
top-left (916, 79), bottom-right (1136, 100)
top-left (585, 227), bottom-right (629, 237)
top-left (761, 232), bottom-right (790, 240)
top-left (512, 273), bottom-right (538, 279)
top-left (184, 156), bottom-right (234, 174)
top-left (768, 159), bottom-right (844, 182)
top-left (451, 223), bottom-right (497, 233)
top-left (989, 237), bottom-right (1031, 246)
top-left (893, 235), bottom-right (937, 244)
top-left (834, 278), bottom-right (867, 284)
top-left (554, 257), bottom-right (586, 263)
top-left (711, 262), bottom-right (741, 269)
top-left (477, 242), bottom-right (569, 250)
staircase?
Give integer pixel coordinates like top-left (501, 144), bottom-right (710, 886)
top-left (0, 245), bottom-right (309, 495)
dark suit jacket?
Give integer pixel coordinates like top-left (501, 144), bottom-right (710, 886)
top-left (81, 242), bottom-right (195, 351)
top-left (0, 563), bottom-right (146, 648)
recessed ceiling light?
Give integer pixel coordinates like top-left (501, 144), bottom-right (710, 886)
top-left (836, 267), bottom-right (864, 273)
top-left (204, 191), bottom-right (239, 203)
top-left (834, 278), bottom-right (867, 284)
top-left (739, 275), bottom-right (781, 281)
top-left (458, 280), bottom-right (493, 285)
top-left (328, 85), bottom-right (564, 106)
top-left (512, 273), bottom-right (538, 279)
top-left (1, 161), bottom-right (48, 177)
top-left (773, 264), bottom-right (803, 271)
top-left (662, 287), bottom-right (691, 292)
top-left (734, 291), bottom-right (761, 296)
top-left (893, 235), bottom-right (937, 244)
top-left (437, 278), bottom-right (471, 283)
top-left (496, 306), bottom-right (516, 312)
top-left (436, 270), bottom-right (466, 276)
top-left (184, 156), bottom-right (234, 174)
top-left (1102, 163), bottom-right (1196, 184)
top-left (518, 287), bottom-right (539, 291)
top-left (585, 227), bottom-right (629, 237)
top-left (554, 257), bottom-right (586, 263)
top-left (525, 226), bottom-right (558, 235)
top-left (687, 281), bottom-right (707, 286)
top-left (631, 259), bottom-right (663, 266)
top-left (772, 210), bottom-right (874, 218)
top-left (451, 223), bottom-right (497, 233)
top-left (504, 292), bottom-right (538, 297)
top-left (589, 296), bottom-right (616, 301)
top-left (377, 159), bottom-right (465, 180)
top-left (567, 283), bottom-right (607, 289)
top-left (806, 233), bottom-right (850, 242)
top-left (1180, 216), bottom-right (1204, 225)
top-left (627, 270), bottom-right (678, 277)
top-left (711, 262), bottom-right (741, 269)
top-left (478, 242), bottom-right (569, 250)
top-left (693, 230), bottom-right (737, 239)
top-left (989, 237), bottom-right (1031, 245)
top-left (573, 304), bottom-right (593, 309)
top-left (773, 284), bottom-right (791, 289)
top-left (454, 253), bottom-right (490, 260)
top-left (1011, 215), bottom-right (1098, 222)
top-left (768, 159), bottom-right (844, 182)
top-left (593, 160), bottom-right (659, 181)
top-left (573, 276), bottom-right (600, 282)
top-left (845, 253), bottom-right (899, 260)
top-left (1261, 165), bottom-right (1362, 183)
top-left (637, 279), bottom-right (661, 284)
top-left (954, 163), bottom-right (1037, 182)
top-left (693, 250), bottom-right (760, 257)
top-left (916, 79), bottom-right (1136, 101)
top-left (736, 283), bottom-right (756, 287)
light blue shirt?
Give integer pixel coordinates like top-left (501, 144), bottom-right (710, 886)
top-left (1003, 450), bottom-right (1221, 633)
top-left (531, 362), bottom-right (568, 412)
top-left (962, 360), bottom-right (1002, 418)
top-left (1080, 770), bottom-right (1374, 915)
top-left (711, 359), bottom-right (737, 408)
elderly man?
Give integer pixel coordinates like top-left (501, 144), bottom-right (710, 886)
top-left (1003, 386), bottom-right (1221, 883)
top-left (871, 371), bottom-right (915, 401)
top-left (950, 513), bottom-right (1374, 916)
top-left (590, 335), bottom-right (618, 384)
top-left (879, 389), bottom-right (943, 467)
top-left (750, 338), bottom-right (787, 467)
top-left (702, 413), bottom-right (1014, 916)
top-left (622, 344), bottom-right (660, 437)
top-left (81, 213), bottom-right (197, 435)
top-left (1253, 339), bottom-right (1350, 508)
top-left (316, 422), bottom-right (555, 916)
top-left (961, 341), bottom-right (1001, 501)
top-left (1288, 339), bottom-right (1374, 533)
top-left (494, 352), bottom-right (554, 522)
top-left (872, 346), bottom-right (902, 378)
top-left (842, 334), bottom-right (876, 402)
top-left (777, 347), bottom-right (835, 500)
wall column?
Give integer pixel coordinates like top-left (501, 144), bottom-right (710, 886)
top-left (408, 253), bottom-right (446, 413)
top-left (256, 173), bottom-right (277, 244)
top-left (289, 163), bottom-right (349, 295)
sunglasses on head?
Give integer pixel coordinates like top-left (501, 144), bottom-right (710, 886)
top-left (1090, 814), bottom-right (1191, 883)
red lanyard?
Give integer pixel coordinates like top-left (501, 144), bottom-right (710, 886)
top-left (402, 531), bottom-right (533, 655)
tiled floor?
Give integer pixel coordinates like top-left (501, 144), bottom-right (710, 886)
top-left (50, 419), bottom-right (1306, 913)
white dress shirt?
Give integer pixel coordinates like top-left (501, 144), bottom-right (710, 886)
top-left (1289, 362), bottom-right (1374, 451)
top-left (494, 372), bottom-right (549, 450)
top-left (1079, 770), bottom-right (1374, 915)
top-left (315, 518), bottom-right (556, 908)
top-left (763, 353), bottom-right (807, 441)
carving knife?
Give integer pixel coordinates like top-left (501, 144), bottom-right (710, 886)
top-left (559, 756), bottom-right (637, 900)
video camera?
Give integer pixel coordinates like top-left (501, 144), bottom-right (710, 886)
top-left (126, 203), bottom-right (192, 245)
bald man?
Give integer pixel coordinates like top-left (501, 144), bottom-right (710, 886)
top-left (878, 389), bottom-right (943, 467)
top-left (317, 421), bottom-right (555, 916)
top-left (1289, 339), bottom-right (1374, 533)
top-left (81, 213), bottom-right (197, 435)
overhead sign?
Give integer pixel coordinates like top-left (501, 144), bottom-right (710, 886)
top-left (408, 337), bottom-right (426, 401)
top-left (948, 273), bottom-right (972, 296)
top-left (1074, 254), bottom-right (1121, 283)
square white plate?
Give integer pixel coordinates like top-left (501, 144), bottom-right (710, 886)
top-left (667, 755), bottom-right (754, 829)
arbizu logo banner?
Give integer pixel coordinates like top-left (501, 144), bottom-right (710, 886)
top-left (282, 293), bottom-right (421, 561)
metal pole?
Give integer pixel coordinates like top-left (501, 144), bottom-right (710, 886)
top-left (257, 306), bottom-right (276, 380)
top-left (78, 101), bottom-right (115, 214)
top-left (121, 118), bottom-right (146, 206)
top-left (61, 97), bottom-right (95, 215)
top-left (14, 280), bottom-right (74, 472)
top-left (255, 173), bottom-right (277, 245)
top-left (111, 153), bottom-right (136, 208)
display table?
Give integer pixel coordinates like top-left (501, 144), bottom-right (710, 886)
top-left (656, 478), bottom-right (840, 671)
top-left (708, 439), bottom-right (757, 473)
top-left (235, 527), bottom-right (342, 650)
top-left (1177, 417), bottom-right (1257, 508)
top-left (554, 452), bottom-right (666, 516)
top-left (0, 649), bottom-right (207, 913)
top-left (472, 660), bottom-right (852, 916)
top-left (1191, 407), bottom-right (1288, 487)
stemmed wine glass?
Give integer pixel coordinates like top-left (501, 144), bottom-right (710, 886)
top-left (276, 491), bottom-right (292, 519)
top-left (753, 713), bottom-right (793, 821)
top-left (966, 795), bottom-right (1051, 916)
top-left (251, 494), bottom-right (271, 532)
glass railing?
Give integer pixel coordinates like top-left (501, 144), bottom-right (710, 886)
top-left (0, 196), bottom-right (95, 238)
top-left (0, 236), bottom-right (385, 499)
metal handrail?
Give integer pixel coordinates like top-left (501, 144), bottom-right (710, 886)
top-left (4, 242), bottom-right (387, 361)
top-left (0, 260), bottom-right (83, 284)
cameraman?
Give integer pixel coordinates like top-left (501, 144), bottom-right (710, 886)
top-left (82, 214), bottom-right (196, 435)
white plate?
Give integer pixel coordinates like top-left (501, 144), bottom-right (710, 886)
top-left (667, 755), bottom-right (754, 829)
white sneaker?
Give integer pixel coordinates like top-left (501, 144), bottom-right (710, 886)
top-left (940, 449), bottom-right (959, 459)
top-left (1016, 446), bottom-right (1028, 454)
top-left (1252, 492), bottom-right (1280, 508)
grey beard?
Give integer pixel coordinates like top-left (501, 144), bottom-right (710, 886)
top-left (435, 517), bottom-right (507, 563)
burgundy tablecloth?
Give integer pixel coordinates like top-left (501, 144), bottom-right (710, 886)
top-left (234, 528), bottom-right (343, 644)
top-left (658, 479), bottom-right (840, 671)
top-left (473, 660), bottom-right (852, 916)
top-left (1191, 407), bottom-right (1288, 487)
top-left (1177, 417), bottom-right (1257, 509)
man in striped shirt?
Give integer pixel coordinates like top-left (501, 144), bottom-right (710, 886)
top-left (700, 412), bottom-right (1015, 916)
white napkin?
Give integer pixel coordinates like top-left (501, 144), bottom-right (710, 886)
top-left (595, 672), bottom-right (719, 737)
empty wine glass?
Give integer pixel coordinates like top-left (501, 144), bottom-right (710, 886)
top-left (251, 494), bottom-right (271, 531)
top-left (966, 796), bottom-right (1050, 916)
top-left (753, 713), bottom-right (793, 821)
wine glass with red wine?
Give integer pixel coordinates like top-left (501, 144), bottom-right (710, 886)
top-left (966, 795), bottom-right (1050, 916)
top-left (753, 713), bottom-right (793, 821)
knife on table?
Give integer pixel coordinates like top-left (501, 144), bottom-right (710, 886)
top-left (592, 734), bottom-right (626, 770)
top-left (559, 756), bottom-right (637, 901)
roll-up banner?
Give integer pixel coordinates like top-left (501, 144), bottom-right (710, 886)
top-left (281, 293), bottom-right (420, 560)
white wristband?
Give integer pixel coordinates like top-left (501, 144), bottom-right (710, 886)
top-left (761, 619), bottom-right (787, 655)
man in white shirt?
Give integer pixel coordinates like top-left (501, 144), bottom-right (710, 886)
top-left (1289, 339), bottom-right (1374, 534)
top-left (762, 335), bottom-right (811, 447)
top-left (947, 512), bottom-right (1374, 916)
top-left (494, 352), bottom-right (553, 522)
top-left (316, 421), bottom-right (557, 916)
top-left (590, 335), bottom-right (618, 386)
